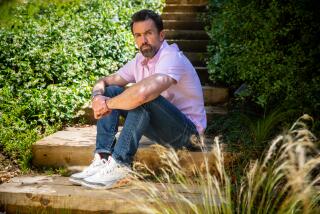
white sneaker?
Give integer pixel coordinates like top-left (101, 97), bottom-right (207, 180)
top-left (81, 156), bottom-right (131, 189)
top-left (69, 153), bottom-right (107, 185)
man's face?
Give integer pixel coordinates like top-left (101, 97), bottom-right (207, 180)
top-left (132, 19), bottom-right (164, 58)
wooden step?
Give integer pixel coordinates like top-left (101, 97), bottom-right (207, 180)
top-left (203, 86), bottom-right (229, 105)
top-left (184, 52), bottom-right (207, 66)
top-left (75, 86), bottom-right (229, 124)
top-left (166, 0), bottom-right (208, 4)
top-left (164, 30), bottom-right (209, 40)
top-left (161, 12), bottom-right (202, 21)
top-left (0, 175), bottom-right (207, 213)
top-left (76, 104), bottom-right (227, 126)
top-left (31, 126), bottom-right (224, 168)
top-left (164, 20), bottom-right (204, 30)
top-left (163, 4), bottom-right (207, 12)
top-left (168, 39), bottom-right (209, 52)
top-left (195, 66), bottom-right (211, 85)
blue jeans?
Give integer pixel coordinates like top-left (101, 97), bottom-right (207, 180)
top-left (95, 86), bottom-right (200, 165)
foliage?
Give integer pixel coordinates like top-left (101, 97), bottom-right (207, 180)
top-left (206, 105), bottom-right (298, 150)
top-left (135, 115), bottom-right (320, 213)
top-left (204, 0), bottom-right (320, 115)
top-left (0, 0), bottom-right (164, 169)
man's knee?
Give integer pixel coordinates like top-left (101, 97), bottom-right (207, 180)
top-left (104, 86), bottom-right (124, 98)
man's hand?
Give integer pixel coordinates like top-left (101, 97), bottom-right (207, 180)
top-left (92, 95), bottom-right (112, 119)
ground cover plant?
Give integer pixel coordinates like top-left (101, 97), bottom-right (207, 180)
top-left (0, 0), bottom-right (164, 170)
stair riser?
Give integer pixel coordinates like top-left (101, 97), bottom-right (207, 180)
top-left (32, 145), bottom-right (94, 166)
top-left (163, 5), bottom-right (207, 13)
top-left (76, 105), bottom-right (226, 126)
top-left (164, 20), bottom-right (204, 30)
top-left (190, 59), bottom-right (206, 67)
top-left (32, 145), bottom-right (215, 169)
top-left (168, 40), bottom-right (209, 52)
top-left (196, 67), bottom-right (211, 85)
top-left (164, 30), bottom-right (209, 40)
top-left (184, 52), bottom-right (207, 66)
top-left (161, 12), bottom-right (201, 21)
top-left (166, 0), bottom-right (208, 4)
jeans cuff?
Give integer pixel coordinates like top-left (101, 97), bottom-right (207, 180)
top-left (94, 149), bottom-right (112, 154)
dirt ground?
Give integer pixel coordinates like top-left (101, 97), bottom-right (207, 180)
top-left (0, 151), bottom-right (21, 184)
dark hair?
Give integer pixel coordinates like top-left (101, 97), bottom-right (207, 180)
top-left (130, 9), bottom-right (163, 33)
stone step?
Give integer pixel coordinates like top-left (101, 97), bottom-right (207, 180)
top-left (184, 52), bottom-right (207, 66)
top-left (163, 4), bottom-right (207, 13)
top-left (31, 125), bottom-right (230, 169)
top-left (161, 12), bottom-right (202, 21)
top-left (164, 29), bottom-right (209, 40)
top-left (164, 20), bottom-right (204, 30)
top-left (0, 175), bottom-right (207, 213)
top-left (168, 39), bottom-right (209, 52)
top-left (166, 0), bottom-right (208, 4)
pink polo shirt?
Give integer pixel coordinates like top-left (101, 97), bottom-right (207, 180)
top-left (117, 40), bottom-right (207, 134)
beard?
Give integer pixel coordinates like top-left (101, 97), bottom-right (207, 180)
top-left (140, 44), bottom-right (158, 58)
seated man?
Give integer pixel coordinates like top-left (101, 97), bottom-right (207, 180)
top-left (69, 9), bottom-right (206, 189)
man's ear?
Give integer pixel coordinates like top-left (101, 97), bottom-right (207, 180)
top-left (159, 30), bottom-right (165, 41)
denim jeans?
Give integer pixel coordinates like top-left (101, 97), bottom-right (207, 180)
top-left (95, 86), bottom-right (200, 165)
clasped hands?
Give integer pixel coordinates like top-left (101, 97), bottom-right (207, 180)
top-left (92, 95), bottom-right (112, 119)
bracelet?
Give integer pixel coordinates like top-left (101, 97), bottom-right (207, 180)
top-left (91, 91), bottom-right (103, 100)
top-left (105, 99), bottom-right (110, 110)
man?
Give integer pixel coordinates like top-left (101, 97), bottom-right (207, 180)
top-left (69, 9), bottom-right (206, 189)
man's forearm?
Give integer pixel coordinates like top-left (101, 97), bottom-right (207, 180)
top-left (106, 74), bottom-right (175, 110)
top-left (106, 84), bottom-right (147, 110)
top-left (91, 74), bottom-right (129, 97)
top-left (92, 79), bottom-right (106, 96)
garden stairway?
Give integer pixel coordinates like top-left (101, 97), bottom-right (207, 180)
top-left (0, 0), bottom-right (232, 213)
top-left (162, 0), bottom-right (210, 85)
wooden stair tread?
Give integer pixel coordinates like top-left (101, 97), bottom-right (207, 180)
top-left (0, 175), bottom-right (209, 213)
top-left (32, 125), bottom-right (232, 168)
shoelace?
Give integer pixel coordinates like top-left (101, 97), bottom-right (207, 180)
top-left (100, 159), bottom-right (117, 176)
top-left (83, 157), bottom-right (106, 172)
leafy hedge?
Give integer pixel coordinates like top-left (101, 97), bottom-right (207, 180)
top-left (205, 0), bottom-right (320, 114)
top-left (0, 0), bottom-right (164, 169)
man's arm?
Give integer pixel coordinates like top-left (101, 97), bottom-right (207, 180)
top-left (92, 73), bottom-right (129, 96)
top-left (107, 73), bottom-right (176, 110)
top-left (92, 73), bottom-right (129, 119)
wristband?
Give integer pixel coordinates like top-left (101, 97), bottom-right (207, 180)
top-left (91, 91), bottom-right (103, 99)
top-left (105, 99), bottom-right (110, 110)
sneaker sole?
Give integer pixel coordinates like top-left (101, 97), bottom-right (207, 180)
top-left (69, 177), bottom-right (83, 186)
top-left (81, 177), bottom-right (131, 190)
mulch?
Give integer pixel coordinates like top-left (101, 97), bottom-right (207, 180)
top-left (0, 151), bottom-right (21, 184)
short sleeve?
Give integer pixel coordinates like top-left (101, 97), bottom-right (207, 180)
top-left (155, 52), bottom-right (185, 82)
top-left (116, 59), bottom-right (135, 83)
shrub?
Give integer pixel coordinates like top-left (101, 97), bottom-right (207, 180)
top-left (204, 0), bottom-right (320, 116)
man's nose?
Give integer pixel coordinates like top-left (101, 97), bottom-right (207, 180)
top-left (142, 34), bottom-right (148, 44)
